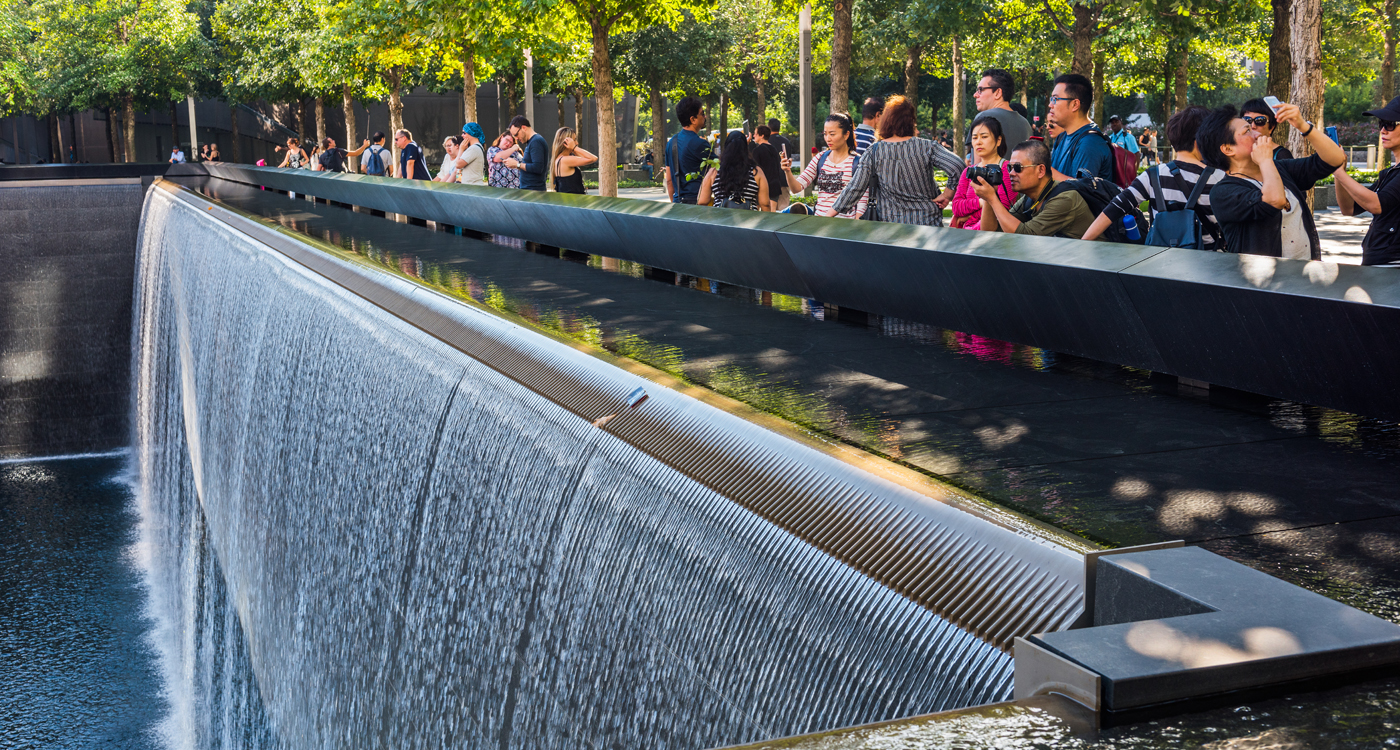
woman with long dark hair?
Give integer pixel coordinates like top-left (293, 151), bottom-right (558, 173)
top-left (826, 95), bottom-right (963, 225)
top-left (781, 112), bottom-right (866, 218)
top-left (698, 130), bottom-right (771, 211)
top-left (951, 115), bottom-right (1014, 230)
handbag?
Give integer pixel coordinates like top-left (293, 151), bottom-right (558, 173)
top-left (860, 144), bottom-right (882, 221)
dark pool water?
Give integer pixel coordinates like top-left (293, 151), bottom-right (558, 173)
top-left (0, 454), bottom-right (166, 749)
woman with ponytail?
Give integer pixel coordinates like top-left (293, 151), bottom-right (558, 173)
top-left (781, 112), bottom-right (867, 218)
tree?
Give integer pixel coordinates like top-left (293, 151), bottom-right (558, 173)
top-left (338, 0), bottom-right (438, 166)
top-left (615, 13), bottom-right (724, 169)
top-left (559, 0), bottom-right (706, 198)
top-left (1290, 0), bottom-right (1323, 155)
top-left (0, 0), bottom-right (33, 118)
top-left (1040, 0), bottom-right (1137, 75)
top-left (830, 0), bottom-right (853, 112)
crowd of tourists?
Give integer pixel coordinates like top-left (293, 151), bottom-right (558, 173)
top-left (661, 71), bottom-right (1399, 268)
top-left (266, 115), bottom-right (599, 195)
top-left (249, 70), bottom-right (1399, 269)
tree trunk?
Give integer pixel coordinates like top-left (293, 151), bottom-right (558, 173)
top-left (829, 0), bottom-right (852, 113)
top-left (1092, 50), bottom-right (1104, 121)
top-left (387, 66), bottom-right (405, 169)
top-left (122, 93), bottom-right (136, 163)
top-left (590, 19), bottom-right (618, 197)
top-left (651, 83), bottom-right (665, 172)
top-left (1173, 38), bottom-right (1189, 113)
top-left (719, 91), bottom-right (728, 133)
top-left (558, 95), bottom-right (567, 133)
top-left (50, 114), bottom-right (61, 163)
top-left (462, 44), bottom-right (477, 122)
top-left (170, 100), bottom-right (180, 155)
top-left (1381, 0), bottom-right (1396, 169)
top-left (756, 71), bottom-right (766, 123)
top-left (573, 88), bottom-right (584, 138)
top-left (1070, 3), bottom-right (1096, 75)
top-left (343, 85), bottom-right (358, 171)
top-left (230, 103), bottom-right (241, 163)
top-left (1270, 0), bottom-right (1293, 146)
top-left (952, 35), bottom-right (965, 159)
top-left (1288, 0), bottom-right (1323, 157)
top-left (1163, 47), bottom-right (1175, 123)
top-left (290, 100), bottom-right (303, 139)
top-left (904, 44), bottom-right (922, 105)
top-left (507, 77), bottom-right (518, 116)
top-left (1019, 69), bottom-right (1029, 106)
top-left (104, 107), bottom-right (116, 162)
top-left (315, 97), bottom-right (326, 147)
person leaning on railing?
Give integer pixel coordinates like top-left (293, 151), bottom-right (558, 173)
top-left (1333, 97), bottom-right (1400, 267)
top-left (1198, 102), bottom-right (1346, 260)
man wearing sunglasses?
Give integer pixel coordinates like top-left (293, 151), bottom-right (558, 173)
top-left (972, 140), bottom-right (1094, 239)
top-left (1335, 97), bottom-right (1400, 267)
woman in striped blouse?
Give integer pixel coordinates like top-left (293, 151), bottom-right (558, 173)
top-left (1081, 105), bottom-right (1224, 247)
top-left (826, 95), bottom-right (964, 226)
top-left (782, 112), bottom-right (868, 218)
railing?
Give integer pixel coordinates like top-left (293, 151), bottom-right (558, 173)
top-left (183, 163), bottom-right (1400, 422)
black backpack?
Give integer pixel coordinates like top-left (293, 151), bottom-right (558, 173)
top-left (1144, 165), bottom-right (1214, 249)
top-left (1048, 169), bottom-right (1146, 244)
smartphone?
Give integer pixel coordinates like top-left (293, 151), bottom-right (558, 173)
top-left (1263, 95), bottom-right (1283, 111)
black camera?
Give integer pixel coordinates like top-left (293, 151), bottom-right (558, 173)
top-left (965, 165), bottom-right (1003, 186)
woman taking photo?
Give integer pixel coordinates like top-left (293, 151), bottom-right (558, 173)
top-left (698, 131), bottom-right (771, 211)
top-left (1240, 98), bottom-right (1294, 161)
top-left (826, 95), bottom-right (964, 225)
top-left (780, 113), bottom-right (866, 218)
top-left (550, 127), bottom-right (598, 194)
top-left (1198, 102), bottom-right (1346, 260)
top-left (951, 115), bottom-right (1015, 231)
top-left (277, 137), bottom-right (306, 169)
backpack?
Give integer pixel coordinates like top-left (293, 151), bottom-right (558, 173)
top-left (1049, 170), bottom-right (1147, 244)
top-left (319, 148), bottom-right (345, 173)
top-left (814, 149), bottom-right (859, 175)
top-left (1144, 164), bottom-right (1214, 250)
top-left (364, 145), bottom-right (387, 176)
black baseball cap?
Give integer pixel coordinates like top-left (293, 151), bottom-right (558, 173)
top-left (1363, 96), bottom-right (1400, 121)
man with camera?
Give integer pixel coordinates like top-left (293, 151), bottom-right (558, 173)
top-left (971, 140), bottom-right (1094, 239)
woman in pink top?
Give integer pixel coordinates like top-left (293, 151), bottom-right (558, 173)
top-left (951, 115), bottom-right (1016, 230)
top-left (780, 113), bottom-right (868, 218)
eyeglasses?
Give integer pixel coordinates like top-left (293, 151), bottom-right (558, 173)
top-left (1048, 96), bottom-right (1076, 106)
top-left (1382, 120), bottom-right (1398, 132)
top-left (1006, 162), bottom-right (1029, 173)
top-left (975, 86), bottom-right (996, 94)
top-left (1243, 116), bottom-right (1271, 127)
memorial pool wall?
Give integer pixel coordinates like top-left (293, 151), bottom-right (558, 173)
top-left (130, 179), bottom-right (1087, 747)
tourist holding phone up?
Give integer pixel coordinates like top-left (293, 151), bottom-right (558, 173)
top-left (1334, 96), bottom-right (1400, 267)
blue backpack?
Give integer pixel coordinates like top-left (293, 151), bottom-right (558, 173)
top-left (1144, 165), bottom-right (1214, 249)
top-left (364, 145), bottom-right (387, 176)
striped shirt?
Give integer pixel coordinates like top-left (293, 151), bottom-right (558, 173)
top-left (1101, 161), bottom-right (1225, 249)
top-left (854, 124), bottom-right (876, 156)
top-left (831, 138), bottom-right (964, 226)
top-left (713, 166), bottom-right (761, 209)
top-left (794, 150), bottom-right (867, 218)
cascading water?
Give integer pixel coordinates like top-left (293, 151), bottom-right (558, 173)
top-left (132, 186), bottom-right (1018, 749)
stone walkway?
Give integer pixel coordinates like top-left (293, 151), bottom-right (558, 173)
top-left (1315, 207), bottom-right (1369, 264)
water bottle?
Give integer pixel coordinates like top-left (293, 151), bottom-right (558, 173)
top-left (1122, 214), bottom-right (1141, 242)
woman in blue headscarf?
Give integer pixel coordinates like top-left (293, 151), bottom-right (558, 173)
top-left (454, 122), bottom-right (488, 185)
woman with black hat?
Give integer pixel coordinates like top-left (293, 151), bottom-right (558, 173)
top-left (1334, 97), bottom-right (1400, 267)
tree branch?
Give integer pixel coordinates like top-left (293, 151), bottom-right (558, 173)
top-left (1041, 0), bottom-right (1073, 38)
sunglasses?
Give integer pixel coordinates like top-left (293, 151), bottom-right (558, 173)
top-left (1243, 116), bottom-right (1271, 127)
top-left (1382, 120), bottom-right (1398, 132)
top-left (1006, 162), bottom-right (1032, 173)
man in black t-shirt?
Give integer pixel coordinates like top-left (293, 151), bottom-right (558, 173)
top-left (394, 129), bottom-right (430, 180)
top-left (766, 118), bottom-right (795, 159)
top-left (315, 136), bottom-right (368, 173)
top-left (1336, 96), bottom-right (1400, 267)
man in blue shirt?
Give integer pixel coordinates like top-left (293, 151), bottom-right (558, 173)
top-left (1047, 74), bottom-right (1114, 182)
top-left (663, 97), bottom-right (710, 204)
top-left (503, 115), bottom-right (549, 191)
top-left (1106, 115), bottom-right (1140, 153)
top-left (395, 129), bottom-right (430, 180)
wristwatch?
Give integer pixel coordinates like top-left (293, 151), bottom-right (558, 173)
top-left (1301, 121), bottom-right (1315, 138)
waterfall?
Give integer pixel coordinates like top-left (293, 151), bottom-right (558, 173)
top-left (132, 186), bottom-right (1016, 749)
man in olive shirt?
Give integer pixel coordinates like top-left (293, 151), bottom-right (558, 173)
top-left (972, 140), bottom-right (1094, 239)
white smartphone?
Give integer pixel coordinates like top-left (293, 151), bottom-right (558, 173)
top-left (1263, 95), bottom-right (1283, 111)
